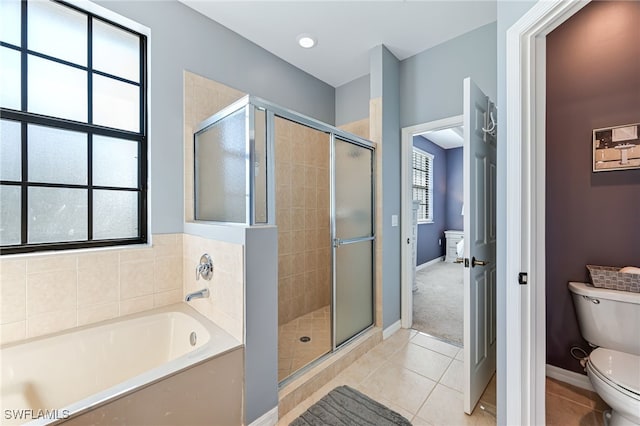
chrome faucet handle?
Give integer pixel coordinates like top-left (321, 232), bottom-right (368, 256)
top-left (196, 254), bottom-right (213, 281)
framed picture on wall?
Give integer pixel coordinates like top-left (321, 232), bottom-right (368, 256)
top-left (593, 123), bottom-right (640, 172)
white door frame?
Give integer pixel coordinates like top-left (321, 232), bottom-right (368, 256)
top-left (400, 115), bottom-right (463, 329)
top-left (505, 1), bottom-right (590, 424)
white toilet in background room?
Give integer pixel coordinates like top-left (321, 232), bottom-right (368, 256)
top-left (569, 282), bottom-right (640, 426)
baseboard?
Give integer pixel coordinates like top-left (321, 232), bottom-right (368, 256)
top-left (248, 406), bottom-right (278, 426)
top-left (416, 256), bottom-right (444, 271)
top-left (383, 320), bottom-right (401, 340)
top-left (545, 364), bottom-right (594, 392)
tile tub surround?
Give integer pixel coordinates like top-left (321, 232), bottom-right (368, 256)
top-left (182, 233), bottom-right (244, 342)
top-left (0, 234), bottom-right (183, 344)
top-left (275, 117), bottom-right (331, 325)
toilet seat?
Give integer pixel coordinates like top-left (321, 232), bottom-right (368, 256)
top-left (589, 348), bottom-right (640, 399)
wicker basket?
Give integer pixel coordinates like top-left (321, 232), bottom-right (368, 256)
top-left (586, 265), bottom-right (640, 293)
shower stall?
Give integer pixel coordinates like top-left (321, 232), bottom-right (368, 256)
top-left (193, 96), bottom-right (375, 383)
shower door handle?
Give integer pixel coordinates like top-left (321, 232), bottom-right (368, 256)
top-left (333, 236), bottom-right (375, 248)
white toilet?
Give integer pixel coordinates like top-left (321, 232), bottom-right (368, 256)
top-left (569, 281), bottom-right (640, 426)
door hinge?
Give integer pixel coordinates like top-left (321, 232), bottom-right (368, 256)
top-left (518, 272), bottom-right (528, 285)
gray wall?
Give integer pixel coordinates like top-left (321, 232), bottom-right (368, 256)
top-left (496, 1), bottom-right (537, 424)
top-left (96, 1), bottom-right (335, 234)
top-left (413, 136), bottom-right (447, 264)
top-left (400, 22), bottom-right (497, 128)
top-left (244, 226), bottom-right (278, 424)
top-left (335, 74), bottom-right (370, 126)
top-left (371, 45), bottom-right (402, 329)
top-left (545, 0), bottom-right (640, 374)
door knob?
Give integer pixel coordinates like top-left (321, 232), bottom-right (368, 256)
top-left (472, 256), bottom-right (489, 267)
top-left (454, 257), bottom-right (464, 264)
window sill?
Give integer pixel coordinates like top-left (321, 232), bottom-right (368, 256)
top-left (417, 220), bottom-right (434, 225)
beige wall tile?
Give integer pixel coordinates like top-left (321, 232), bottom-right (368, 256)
top-left (339, 118), bottom-right (370, 140)
top-left (78, 302), bottom-right (119, 326)
top-left (77, 253), bottom-right (119, 306)
top-left (154, 256), bottom-right (183, 292)
top-left (120, 295), bottom-right (154, 317)
top-left (1, 273), bottom-right (26, 324)
top-left (27, 310), bottom-right (77, 338)
top-left (119, 248), bottom-right (154, 263)
top-left (154, 289), bottom-right (182, 308)
top-left (0, 259), bottom-right (26, 276)
top-left (0, 320), bottom-right (26, 344)
top-left (120, 260), bottom-right (154, 300)
top-left (182, 233), bottom-right (244, 342)
top-left (27, 255), bottom-right (77, 274)
top-left (26, 270), bottom-right (77, 316)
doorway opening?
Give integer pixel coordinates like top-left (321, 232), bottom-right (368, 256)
top-left (401, 77), bottom-right (498, 416)
top-left (411, 124), bottom-right (465, 346)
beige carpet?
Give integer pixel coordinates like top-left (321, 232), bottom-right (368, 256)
top-left (412, 261), bottom-right (463, 344)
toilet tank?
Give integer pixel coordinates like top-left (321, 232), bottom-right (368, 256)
top-left (568, 282), bottom-right (640, 356)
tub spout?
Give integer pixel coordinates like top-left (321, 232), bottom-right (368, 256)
top-left (185, 288), bottom-right (210, 302)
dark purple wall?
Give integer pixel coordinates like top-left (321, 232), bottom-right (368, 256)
top-left (546, 1), bottom-right (640, 374)
top-left (413, 137), bottom-right (464, 264)
top-left (446, 147), bottom-right (464, 231)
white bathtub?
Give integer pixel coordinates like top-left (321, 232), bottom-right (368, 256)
top-left (1, 304), bottom-right (243, 425)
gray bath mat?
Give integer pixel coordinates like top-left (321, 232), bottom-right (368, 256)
top-left (289, 385), bottom-right (412, 426)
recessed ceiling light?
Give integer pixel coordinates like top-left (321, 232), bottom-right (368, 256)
top-left (297, 34), bottom-right (316, 49)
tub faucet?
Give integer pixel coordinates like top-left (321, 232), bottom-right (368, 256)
top-left (185, 288), bottom-right (210, 302)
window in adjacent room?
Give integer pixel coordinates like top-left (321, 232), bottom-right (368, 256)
top-left (0, 0), bottom-right (149, 254)
top-left (412, 147), bottom-right (433, 223)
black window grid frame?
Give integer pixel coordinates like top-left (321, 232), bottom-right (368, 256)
top-left (0, 0), bottom-right (148, 255)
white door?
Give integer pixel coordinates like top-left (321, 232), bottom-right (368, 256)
top-left (463, 78), bottom-right (497, 414)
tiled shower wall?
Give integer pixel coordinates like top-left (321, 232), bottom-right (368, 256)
top-left (0, 234), bottom-right (183, 344)
top-left (275, 117), bottom-right (331, 325)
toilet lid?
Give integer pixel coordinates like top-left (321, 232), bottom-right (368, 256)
top-left (590, 348), bottom-right (640, 395)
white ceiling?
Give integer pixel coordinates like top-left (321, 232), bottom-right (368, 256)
top-left (420, 126), bottom-right (463, 149)
top-left (179, 1), bottom-right (497, 88)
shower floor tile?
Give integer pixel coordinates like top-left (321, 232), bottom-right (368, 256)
top-left (278, 305), bottom-right (331, 382)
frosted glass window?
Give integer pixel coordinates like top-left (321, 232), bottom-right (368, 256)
top-left (28, 125), bottom-right (87, 185)
top-left (93, 190), bottom-right (138, 239)
top-left (93, 74), bottom-right (139, 132)
top-left (0, 119), bottom-right (21, 181)
top-left (0, 47), bottom-right (21, 110)
top-left (195, 108), bottom-right (247, 223)
top-left (93, 135), bottom-right (138, 188)
top-left (0, 185), bottom-right (21, 245)
top-left (28, 0), bottom-right (87, 66)
top-left (0, 0), bottom-right (21, 46)
top-left (28, 55), bottom-right (87, 122)
top-left (93, 20), bottom-right (140, 83)
top-left (28, 187), bottom-right (87, 243)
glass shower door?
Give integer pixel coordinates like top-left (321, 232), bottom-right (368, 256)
top-left (333, 137), bottom-right (374, 347)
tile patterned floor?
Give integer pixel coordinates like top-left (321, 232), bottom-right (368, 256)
top-left (278, 305), bottom-right (331, 382)
top-left (278, 328), bottom-right (608, 425)
top-left (545, 377), bottom-right (608, 426)
top-left (278, 329), bottom-right (495, 425)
